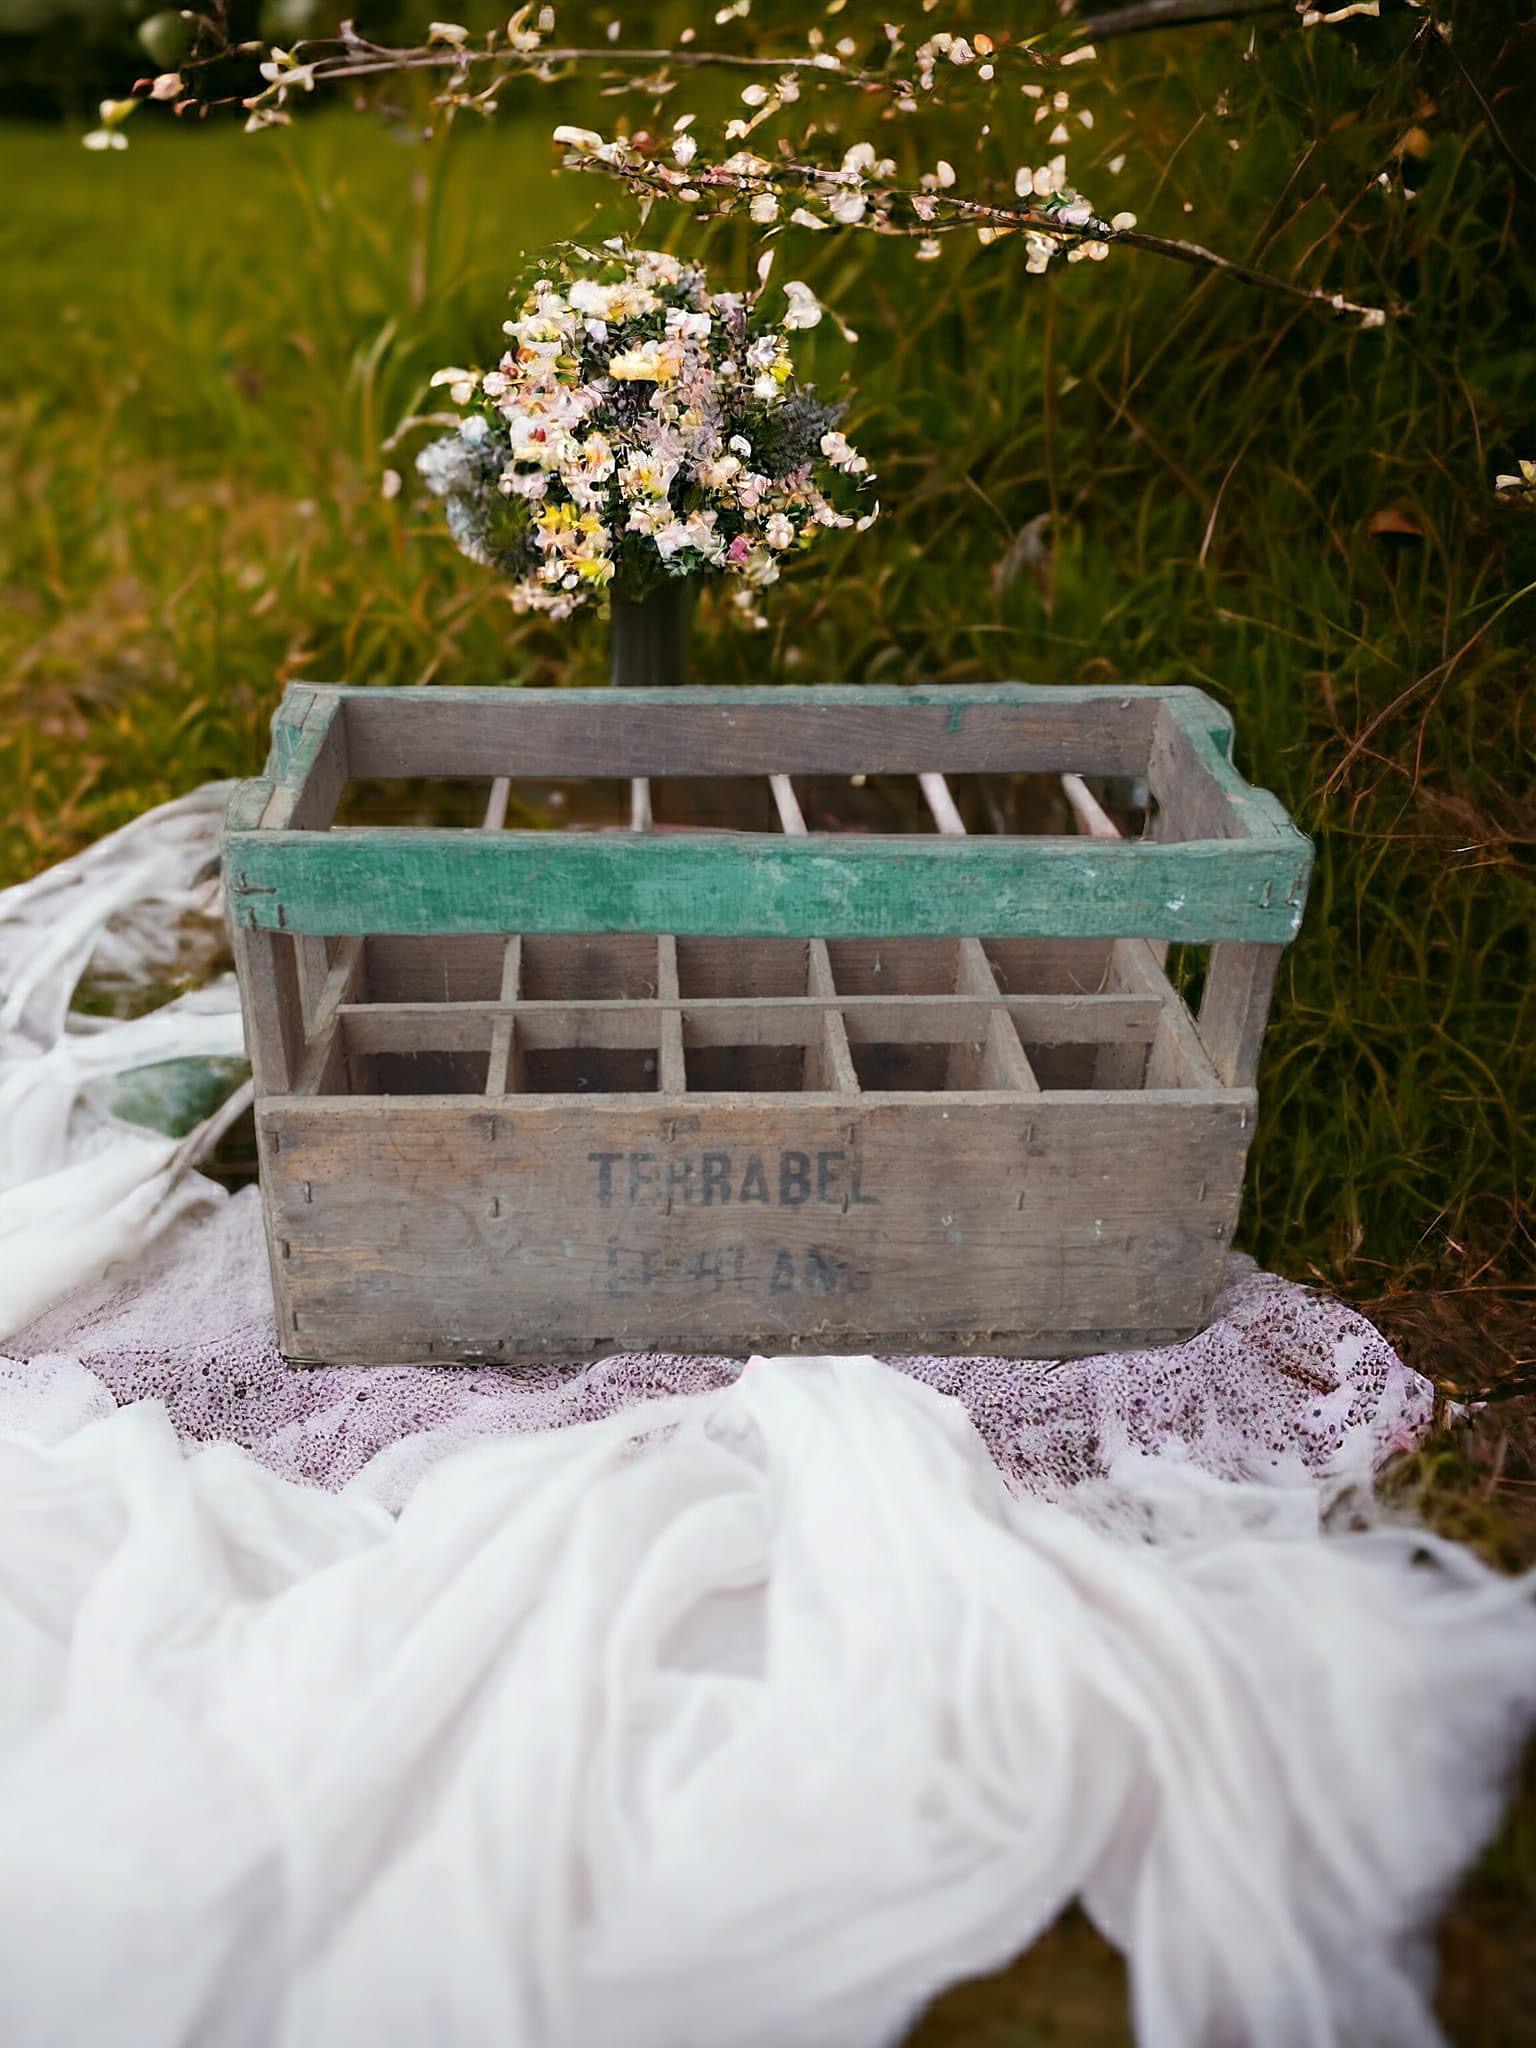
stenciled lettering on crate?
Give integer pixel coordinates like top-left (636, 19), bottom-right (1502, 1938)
top-left (586, 1143), bottom-right (881, 1211)
top-left (224, 684), bottom-right (1311, 1365)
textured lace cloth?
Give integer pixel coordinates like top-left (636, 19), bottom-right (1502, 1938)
top-left (4, 1181), bottom-right (1432, 1511)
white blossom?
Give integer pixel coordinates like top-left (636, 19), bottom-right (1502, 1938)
top-left (781, 281), bottom-right (822, 330)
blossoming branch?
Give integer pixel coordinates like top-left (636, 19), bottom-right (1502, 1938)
top-left (94, 6), bottom-right (1403, 324)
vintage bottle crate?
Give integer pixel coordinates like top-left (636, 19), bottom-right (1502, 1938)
top-left (223, 683), bottom-right (1311, 1365)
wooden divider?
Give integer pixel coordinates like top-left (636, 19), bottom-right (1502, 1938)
top-left (237, 713), bottom-right (1282, 1106)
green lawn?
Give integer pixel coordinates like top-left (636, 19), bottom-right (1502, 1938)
top-left (3, 8), bottom-right (1534, 2034)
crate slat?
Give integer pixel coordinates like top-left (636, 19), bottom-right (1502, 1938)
top-left (336, 683), bottom-right (1168, 780)
top-left (484, 937), bottom-right (521, 1095)
top-left (258, 1095), bottom-right (1250, 1363)
top-left (228, 828), bottom-right (1308, 943)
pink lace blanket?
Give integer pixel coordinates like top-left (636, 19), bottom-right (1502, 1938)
top-left (6, 1182), bottom-right (1433, 1511)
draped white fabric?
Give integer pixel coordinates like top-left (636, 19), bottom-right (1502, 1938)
top-left (1, 1355), bottom-right (1533, 2048)
top-left (0, 787), bottom-right (243, 1334)
top-left (1, 791), bottom-right (1533, 2048)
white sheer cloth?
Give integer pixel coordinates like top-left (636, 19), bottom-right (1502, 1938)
top-left (0, 787), bottom-right (244, 1332)
top-left (0, 790), bottom-right (1532, 2048)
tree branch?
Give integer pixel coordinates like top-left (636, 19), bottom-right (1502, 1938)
top-left (286, 45), bottom-right (871, 85)
top-left (1115, 227), bottom-right (1391, 319)
top-left (577, 150), bottom-right (1397, 325)
top-left (1073, 0), bottom-right (1291, 38)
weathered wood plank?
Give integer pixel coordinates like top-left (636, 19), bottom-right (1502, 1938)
top-left (229, 923), bottom-right (305, 1097)
top-left (1146, 698), bottom-right (1309, 901)
top-left (804, 940), bottom-right (859, 1098)
top-left (223, 778), bottom-right (273, 835)
top-left (227, 828), bottom-right (1311, 943)
top-left (332, 992), bottom-right (1163, 1051)
top-left (291, 937), bottom-right (364, 1097)
top-left (1107, 939), bottom-right (1222, 1091)
top-left (1146, 702), bottom-right (1245, 845)
top-left (260, 688), bottom-right (348, 832)
top-left (257, 1095), bottom-right (1251, 1364)
top-left (675, 936), bottom-right (808, 998)
top-left (361, 934), bottom-right (507, 1004)
top-left (953, 938), bottom-right (1041, 1095)
top-left (655, 935), bottom-right (687, 1096)
top-left (484, 937), bottom-right (522, 1095)
top-left (520, 933), bottom-right (661, 1000)
top-left (336, 684), bottom-right (1166, 781)
top-left (1198, 941), bottom-right (1284, 1088)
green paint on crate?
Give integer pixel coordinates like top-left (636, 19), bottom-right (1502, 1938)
top-left (227, 827), bottom-right (1311, 942)
top-left (264, 689), bottom-right (340, 819)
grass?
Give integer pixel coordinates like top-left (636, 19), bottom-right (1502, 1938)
top-left (2, 6), bottom-right (1533, 2037)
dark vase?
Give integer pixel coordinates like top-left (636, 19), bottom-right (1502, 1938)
top-left (609, 583), bottom-right (693, 689)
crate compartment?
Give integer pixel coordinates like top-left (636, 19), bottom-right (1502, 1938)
top-left (675, 937), bottom-right (809, 998)
top-left (226, 683), bottom-right (1310, 1362)
top-left (519, 934), bottom-right (659, 1001)
top-left (683, 1042), bottom-right (809, 1092)
top-left (362, 936), bottom-right (505, 1004)
top-left (361, 1048), bottom-right (491, 1096)
top-left (825, 939), bottom-right (960, 996)
top-left (520, 1047), bottom-right (659, 1095)
top-left (981, 938), bottom-right (1116, 996)
top-left (647, 777), bottom-right (783, 833)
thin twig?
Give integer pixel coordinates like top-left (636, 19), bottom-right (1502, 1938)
top-left (1322, 578), bottom-right (1536, 796)
top-left (1074, 0), bottom-right (1291, 36)
top-left (1435, 25), bottom-right (1536, 188)
top-left (1117, 227), bottom-right (1390, 320)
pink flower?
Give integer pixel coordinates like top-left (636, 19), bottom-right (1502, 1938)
top-left (726, 534), bottom-right (752, 566)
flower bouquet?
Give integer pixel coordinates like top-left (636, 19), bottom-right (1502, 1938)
top-left (417, 240), bottom-right (877, 685)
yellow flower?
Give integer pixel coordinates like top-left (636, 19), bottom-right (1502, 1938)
top-left (608, 343), bottom-right (680, 383)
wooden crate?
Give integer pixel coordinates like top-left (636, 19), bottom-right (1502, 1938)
top-left (223, 684), bottom-right (1311, 1364)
